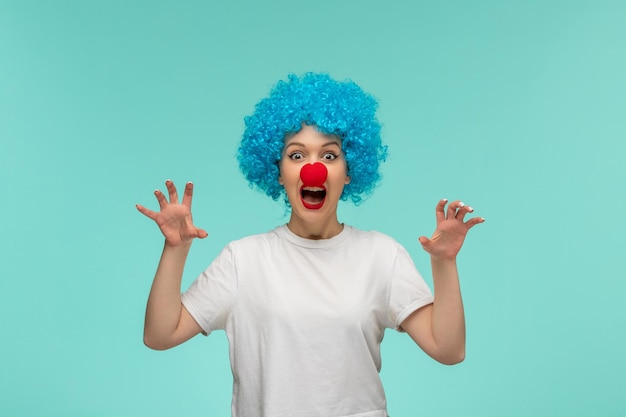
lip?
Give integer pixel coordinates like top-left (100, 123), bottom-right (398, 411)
top-left (300, 185), bottom-right (326, 210)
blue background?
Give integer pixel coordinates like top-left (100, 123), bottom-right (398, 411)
top-left (1, 1), bottom-right (625, 415)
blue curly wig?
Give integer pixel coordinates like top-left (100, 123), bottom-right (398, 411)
top-left (237, 72), bottom-right (387, 205)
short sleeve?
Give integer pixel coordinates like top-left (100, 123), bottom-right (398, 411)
top-left (181, 244), bottom-right (238, 335)
top-left (388, 244), bottom-right (434, 330)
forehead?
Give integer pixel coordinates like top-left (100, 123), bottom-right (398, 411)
top-left (284, 125), bottom-right (342, 148)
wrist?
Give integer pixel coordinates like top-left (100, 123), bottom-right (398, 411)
top-left (163, 240), bottom-right (193, 251)
top-left (430, 256), bottom-right (457, 266)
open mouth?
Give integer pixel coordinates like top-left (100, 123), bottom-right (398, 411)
top-left (300, 186), bottom-right (326, 209)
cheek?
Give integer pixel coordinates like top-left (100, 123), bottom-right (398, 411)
top-left (329, 169), bottom-right (350, 188)
top-left (278, 163), bottom-right (298, 186)
top-left (339, 161), bottom-right (350, 184)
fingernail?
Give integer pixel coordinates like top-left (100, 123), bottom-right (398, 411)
top-left (468, 206), bottom-right (474, 212)
top-left (442, 198), bottom-right (448, 202)
top-left (459, 202), bottom-right (465, 207)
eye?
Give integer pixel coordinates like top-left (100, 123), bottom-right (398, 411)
top-left (288, 151), bottom-right (304, 160)
top-left (322, 152), bottom-right (338, 161)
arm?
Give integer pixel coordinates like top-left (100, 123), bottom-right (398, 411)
top-left (136, 180), bottom-right (208, 350)
top-left (401, 199), bottom-right (483, 365)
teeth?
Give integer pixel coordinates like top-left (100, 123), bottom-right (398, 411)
top-left (303, 187), bottom-right (325, 191)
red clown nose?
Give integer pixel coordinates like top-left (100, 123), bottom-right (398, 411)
top-left (300, 162), bottom-right (328, 186)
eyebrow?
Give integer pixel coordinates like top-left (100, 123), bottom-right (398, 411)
top-left (284, 140), bottom-right (341, 149)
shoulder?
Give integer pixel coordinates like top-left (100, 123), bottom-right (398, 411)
top-left (345, 226), bottom-right (405, 254)
top-left (224, 226), bottom-right (286, 252)
top-left (347, 225), bottom-right (399, 244)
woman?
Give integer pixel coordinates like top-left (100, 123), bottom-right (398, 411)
top-left (137, 73), bottom-right (483, 417)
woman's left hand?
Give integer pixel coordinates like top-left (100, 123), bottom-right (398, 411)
top-left (419, 199), bottom-right (484, 260)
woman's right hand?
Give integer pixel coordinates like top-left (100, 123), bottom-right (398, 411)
top-left (136, 180), bottom-right (208, 247)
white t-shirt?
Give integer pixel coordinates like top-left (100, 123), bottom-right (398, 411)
top-left (182, 225), bottom-right (434, 417)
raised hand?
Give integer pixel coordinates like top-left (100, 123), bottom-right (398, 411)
top-left (136, 180), bottom-right (208, 247)
top-left (418, 199), bottom-right (484, 260)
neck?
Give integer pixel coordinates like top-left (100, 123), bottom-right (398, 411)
top-left (287, 217), bottom-right (344, 240)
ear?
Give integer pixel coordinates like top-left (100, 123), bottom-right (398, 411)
top-left (344, 175), bottom-right (351, 185)
top-left (277, 160), bottom-right (284, 185)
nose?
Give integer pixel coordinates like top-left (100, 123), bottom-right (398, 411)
top-left (300, 162), bottom-right (328, 186)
